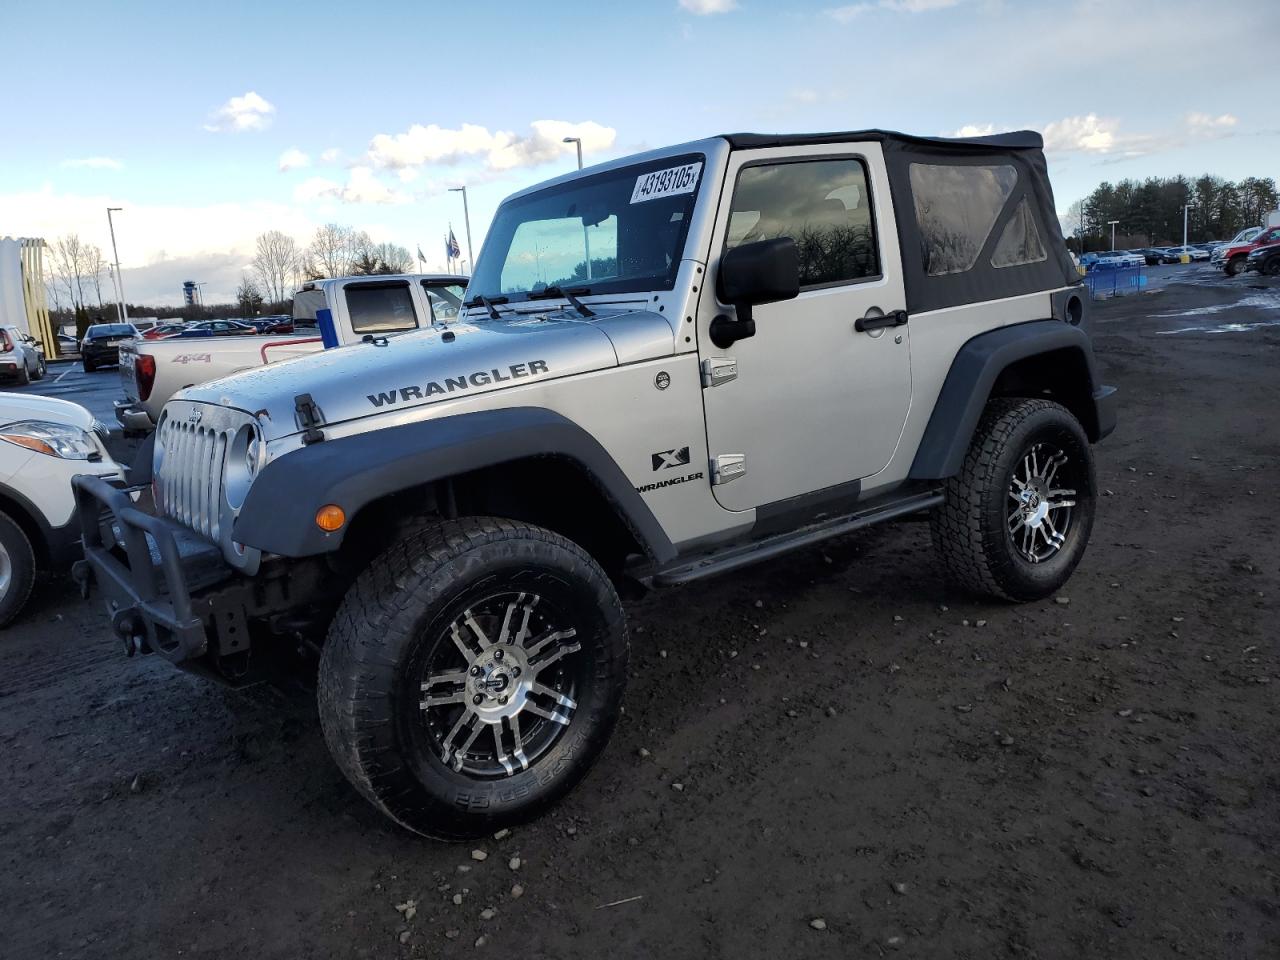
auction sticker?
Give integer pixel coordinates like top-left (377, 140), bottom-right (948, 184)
top-left (631, 162), bottom-right (702, 204)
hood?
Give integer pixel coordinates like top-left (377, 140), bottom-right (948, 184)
top-left (176, 308), bottom-right (675, 441)
top-left (0, 391), bottom-right (97, 430)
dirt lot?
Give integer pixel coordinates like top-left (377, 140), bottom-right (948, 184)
top-left (3, 269), bottom-right (1278, 960)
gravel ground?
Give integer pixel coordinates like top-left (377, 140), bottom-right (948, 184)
top-left (2, 269), bottom-right (1278, 960)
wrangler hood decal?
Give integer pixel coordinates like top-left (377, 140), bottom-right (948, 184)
top-left (175, 315), bottom-right (638, 440)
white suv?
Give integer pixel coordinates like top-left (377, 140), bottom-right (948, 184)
top-left (0, 326), bottom-right (48, 385)
top-left (0, 393), bottom-right (123, 625)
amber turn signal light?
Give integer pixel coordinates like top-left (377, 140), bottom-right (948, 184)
top-left (315, 504), bottom-right (346, 532)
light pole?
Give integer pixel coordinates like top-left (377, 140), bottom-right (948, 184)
top-left (1182, 204), bottom-right (1192, 250)
top-left (448, 187), bottom-right (474, 277)
top-left (563, 136), bottom-right (583, 171)
top-left (563, 136), bottom-right (591, 281)
top-left (106, 207), bottom-right (128, 322)
top-left (1107, 219), bottom-right (1120, 252)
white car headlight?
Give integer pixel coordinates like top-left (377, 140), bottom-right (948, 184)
top-left (0, 420), bottom-right (99, 460)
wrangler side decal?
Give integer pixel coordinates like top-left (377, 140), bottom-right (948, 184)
top-left (367, 360), bottom-right (550, 408)
top-left (636, 471), bottom-right (704, 494)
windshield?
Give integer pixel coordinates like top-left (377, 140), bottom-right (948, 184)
top-left (468, 154), bottom-right (705, 303)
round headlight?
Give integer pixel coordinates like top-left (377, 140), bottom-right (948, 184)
top-left (224, 424), bottom-right (263, 511)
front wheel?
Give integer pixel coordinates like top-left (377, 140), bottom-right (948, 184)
top-left (931, 398), bottom-right (1097, 602)
top-left (1225, 256), bottom-right (1246, 277)
top-left (33, 358), bottom-right (46, 381)
top-left (318, 517), bottom-right (628, 840)
top-left (0, 510), bottom-right (37, 628)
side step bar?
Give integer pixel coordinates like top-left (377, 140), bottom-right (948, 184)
top-left (652, 489), bottom-right (943, 587)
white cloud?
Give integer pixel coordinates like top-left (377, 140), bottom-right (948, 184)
top-left (1041, 114), bottom-right (1119, 154)
top-left (319, 147), bottom-right (342, 164)
top-left (293, 168), bottom-right (412, 205)
top-left (826, 0), bottom-right (958, 20)
top-left (678, 0), bottom-right (737, 13)
top-left (278, 148), bottom-right (310, 172)
top-left (366, 119), bottom-right (616, 173)
top-left (949, 123), bottom-right (998, 138)
top-left (0, 184), bottom-right (316, 303)
top-left (60, 157), bottom-right (123, 170)
top-left (1186, 112), bottom-right (1237, 133)
top-left (204, 91), bottom-right (276, 133)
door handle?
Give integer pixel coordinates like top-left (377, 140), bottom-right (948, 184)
top-left (855, 310), bottom-right (908, 333)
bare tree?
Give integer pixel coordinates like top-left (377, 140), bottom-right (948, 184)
top-left (84, 245), bottom-right (107, 307)
top-left (236, 273), bottom-right (265, 315)
top-left (348, 230), bottom-right (380, 275)
top-left (48, 234), bottom-right (93, 309)
top-left (374, 242), bottom-right (413, 274)
top-left (252, 230), bottom-right (300, 303)
top-left (307, 223), bottom-right (356, 278)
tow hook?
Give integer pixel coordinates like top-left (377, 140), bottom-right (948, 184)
top-left (70, 560), bottom-right (92, 600)
top-left (111, 608), bottom-right (145, 657)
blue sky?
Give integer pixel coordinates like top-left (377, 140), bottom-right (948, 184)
top-left (2, 0), bottom-right (1277, 304)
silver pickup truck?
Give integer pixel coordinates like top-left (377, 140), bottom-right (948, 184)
top-left (78, 128), bottom-right (1114, 840)
top-left (114, 274), bottom-right (467, 431)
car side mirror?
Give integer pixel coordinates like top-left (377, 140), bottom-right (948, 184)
top-left (711, 237), bottom-right (800, 348)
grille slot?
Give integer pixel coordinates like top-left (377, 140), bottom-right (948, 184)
top-left (157, 414), bottom-right (233, 540)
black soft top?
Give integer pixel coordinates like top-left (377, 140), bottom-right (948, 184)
top-left (721, 129), bottom-right (1078, 314)
top-left (723, 129), bottom-right (1045, 152)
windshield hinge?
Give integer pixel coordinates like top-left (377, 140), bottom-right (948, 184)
top-left (700, 357), bottom-right (738, 388)
top-left (294, 393), bottom-right (325, 446)
top-left (711, 454), bottom-right (746, 485)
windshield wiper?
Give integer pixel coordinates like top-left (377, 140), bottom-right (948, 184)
top-left (463, 294), bottom-right (509, 320)
top-left (529, 285), bottom-right (595, 318)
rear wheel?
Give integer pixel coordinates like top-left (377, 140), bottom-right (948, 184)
top-left (932, 398), bottom-right (1097, 602)
top-left (1225, 256), bottom-right (1246, 277)
top-left (15, 363), bottom-right (29, 386)
top-left (318, 517), bottom-right (628, 840)
top-left (0, 510), bottom-right (37, 628)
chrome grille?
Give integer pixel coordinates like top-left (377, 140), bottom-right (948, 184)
top-left (157, 416), bottom-right (227, 540)
top-left (153, 399), bottom-right (263, 572)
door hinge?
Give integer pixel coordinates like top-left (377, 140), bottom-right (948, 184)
top-left (700, 357), bottom-right (738, 387)
top-left (711, 454), bottom-right (747, 485)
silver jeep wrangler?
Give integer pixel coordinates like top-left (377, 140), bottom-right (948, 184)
top-left (76, 128), bottom-right (1115, 839)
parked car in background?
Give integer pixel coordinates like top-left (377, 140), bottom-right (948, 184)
top-left (114, 273), bottom-right (469, 431)
top-left (1088, 250), bottom-right (1145, 269)
top-left (1212, 225), bottom-right (1280, 276)
top-left (56, 333), bottom-right (79, 356)
top-left (1138, 248), bottom-right (1181, 265)
top-left (1164, 245), bottom-right (1211, 263)
top-left (0, 392), bottom-right (123, 625)
top-left (0, 327), bottom-right (47, 384)
top-left (142, 323), bottom-right (187, 340)
top-left (171, 319), bottom-right (259, 338)
top-left (1244, 240), bottom-right (1280, 276)
top-left (245, 315), bottom-right (294, 334)
top-left (80, 323), bottom-right (139, 372)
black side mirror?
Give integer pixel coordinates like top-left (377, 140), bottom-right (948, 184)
top-left (711, 237), bottom-right (799, 348)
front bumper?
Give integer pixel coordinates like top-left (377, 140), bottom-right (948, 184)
top-left (114, 399), bottom-right (155, 432)
top-left (72, 473), bottom-right (231, 661)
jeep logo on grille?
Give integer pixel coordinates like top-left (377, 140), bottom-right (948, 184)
top-left (187, 408), bottom-right (203, 424)
top-left (651, 446), bottom-right (691, 471)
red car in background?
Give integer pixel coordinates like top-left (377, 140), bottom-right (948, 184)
top-left (1213, 224), bottom-right (1280, 276)
top-left (141, 323), bottom-right (187, 340)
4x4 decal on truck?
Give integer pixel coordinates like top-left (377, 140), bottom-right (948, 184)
top-left (367, 360), bottom-right (550, 408)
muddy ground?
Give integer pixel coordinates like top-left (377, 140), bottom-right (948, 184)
top-left (2, 268), bottom-right (1278, 959)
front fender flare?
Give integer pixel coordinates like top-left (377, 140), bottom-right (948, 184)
top-left (232, 407), bottom-right (675, 562)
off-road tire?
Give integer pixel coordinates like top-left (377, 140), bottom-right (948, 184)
top-left (318, 517), bottom-right (628, 841)
top-left (0, 510), bottom-right (37, 628)
top-left (1225, 256), bottom-right (1246, 277)
top-left (931, 398), bottom-right (1097, 602)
